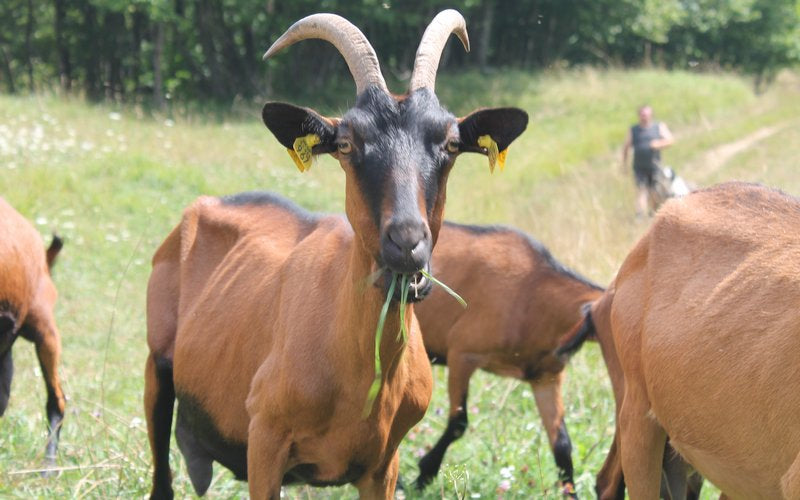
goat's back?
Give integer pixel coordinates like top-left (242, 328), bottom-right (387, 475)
top-left (611, 182), bottom-right (800, 499)
top-left (417, 222), bottom-right (602, 367)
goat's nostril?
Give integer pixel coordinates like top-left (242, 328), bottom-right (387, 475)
top-left (410, 238), bottom-right (426, 257)
top-left (388, 224), bottom-right (425, 253)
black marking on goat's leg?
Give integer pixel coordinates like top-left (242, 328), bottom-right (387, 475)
top-left (38, 353), bottom-right (64, 471)
top-left (415, 395), bottom-right (468, 490)
top-left (552, 419), bottom-right (577, 498)
top-left (686, 470), bottom-right (703, 500)
top-left (0, 348), bottom-right (13, 416)
top-left (150, 357), bottom-right (176, 500)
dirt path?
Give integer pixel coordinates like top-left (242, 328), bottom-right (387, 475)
top-left (692, 120), bottom-right (797, 179)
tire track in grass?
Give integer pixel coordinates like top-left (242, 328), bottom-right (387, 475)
top-left (692, 120), bottom-right (799, 181)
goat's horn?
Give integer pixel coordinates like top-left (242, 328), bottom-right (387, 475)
top-left (263, 13), bottom-right (387, 95)
top-left (409, 10), bottom-right (470, 92)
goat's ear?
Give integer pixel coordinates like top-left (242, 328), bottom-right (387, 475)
top-left (262, 102), bottom-right (338, 172)
top-left (458, 108), bottom-right (528, 172)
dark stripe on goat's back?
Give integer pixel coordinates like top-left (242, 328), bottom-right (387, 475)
top-left (443, 221), bottom-right (603, 291)
top-left (220, 191), bottom-right (321, 223)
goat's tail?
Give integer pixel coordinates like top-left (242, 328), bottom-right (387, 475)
top-left (557, 304), bottom-right (595, 359)
top-left (46, 234), bottom-right (64, 270)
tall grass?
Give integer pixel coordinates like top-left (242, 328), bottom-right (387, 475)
top-left (0, 68), bottom-right (798, 498)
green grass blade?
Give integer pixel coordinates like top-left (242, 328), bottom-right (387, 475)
top-left (363, 273), bottom-right (397, 418)
top-left (419, 268), bottom-right (467, 308)
top-left (397, 274), bottom-right (409, 343)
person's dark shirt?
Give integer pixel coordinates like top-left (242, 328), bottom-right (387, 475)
top-left (631, 122), bottom-right (662, 171)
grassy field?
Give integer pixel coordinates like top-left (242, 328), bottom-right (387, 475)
top-left (0, 68), bottom-right (798, 499)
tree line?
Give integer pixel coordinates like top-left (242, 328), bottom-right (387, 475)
top-left (0, 0), bottom-right (798, 106)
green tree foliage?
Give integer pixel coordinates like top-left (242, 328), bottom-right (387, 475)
top-left (0, 0), bottom-right (796, 104)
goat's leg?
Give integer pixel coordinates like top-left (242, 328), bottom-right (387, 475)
top-left (619, 379), bottom-right (666, 499)
top-left (20, 309), bottom-right (65, 474)
top-left (0, 348), bottom-right (13, 416)
top-left (356, 450), bottom-right (400, 499)
top-left (532, 372), bottom-right (577, 498)
top-left (660, 441), bottom-right (692, 500)
top-left (415, 353), bottom-right (477, 490)
top-left (686, 470), bottom-right (703, 500)
top-left (247, 414), bottom-right (290, 500)
top-left (144, 354), bottom-right (176, 500)
top-left (595, 431), bottom-right (626, 500)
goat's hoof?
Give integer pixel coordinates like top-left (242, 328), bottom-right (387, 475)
top-left (39, 457), bottom-right (57, 478)
top-left (414, 473), bottom-right (433, 491)
top-left (561, 481), bottom-right (578, 498)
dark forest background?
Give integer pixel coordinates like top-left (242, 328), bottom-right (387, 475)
top-left (0, 0), bottom-right (798, 107)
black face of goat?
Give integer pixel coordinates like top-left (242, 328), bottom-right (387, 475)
top-left (261, 12), bottom-right (527, 297)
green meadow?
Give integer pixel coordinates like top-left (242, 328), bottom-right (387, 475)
top-left (1, 68), bottom-right (799, 498)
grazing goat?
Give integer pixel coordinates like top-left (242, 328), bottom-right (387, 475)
top-left (413, 222), bottom-right (603, 495)
top-left (0, 197), bottom-right (65, 468)
top-left (559, 182), bottom-right (800, 499)
top-left (144, 11), bottom-right (528, 500)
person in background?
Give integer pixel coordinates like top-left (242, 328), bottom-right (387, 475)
top-left (622, 105), bottom-right (674, 216)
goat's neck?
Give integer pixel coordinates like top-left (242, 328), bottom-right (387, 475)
top-left (336, 242), bottom-right (412, 378)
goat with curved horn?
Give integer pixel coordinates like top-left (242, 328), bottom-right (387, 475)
top-left (145, 10), bottom-right (529, 500)
top-left (409, 9), bottom-right (470, 92)
top-left (263, 13), bottom-right (387, 95)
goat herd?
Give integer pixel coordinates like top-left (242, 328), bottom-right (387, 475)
top-left (0, 10), bottom-right (797, 500)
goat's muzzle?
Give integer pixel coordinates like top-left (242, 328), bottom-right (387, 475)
top-left (381, 218), bottom-right (431, 273)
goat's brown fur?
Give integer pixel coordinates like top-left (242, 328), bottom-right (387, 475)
top-left (0, 197), bottom-right (65, 468)
top-left (144, 12), bottom-right (528, 498)
top-left (413, 221), bottom-right (603, 492)
top-left (567, 182), bottom-right (800, 499)
top-left (146, 195), bottom-right (433, 498)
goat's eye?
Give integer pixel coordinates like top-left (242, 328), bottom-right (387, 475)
top-left (446, 140), bottom-right (459, 154)
top-left (337, 141), bottom-right (353, 154)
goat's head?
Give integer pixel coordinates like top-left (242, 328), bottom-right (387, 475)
top-left (262, 11), bottom-right (528, 301)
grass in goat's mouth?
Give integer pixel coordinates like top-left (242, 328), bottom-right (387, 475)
top-left (363, 269), bottom-right (466, 417)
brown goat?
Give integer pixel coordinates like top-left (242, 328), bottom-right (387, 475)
top-left (0, 197), bottom-right (65, 469)
top-left (560, 182), bottom-right (800, 499)
top-left (144, 11), bottom-right (528, 500)
top-left (413, 221), bottom-right (603, 495)
top-left (561, 292), bottom-right (704, 500)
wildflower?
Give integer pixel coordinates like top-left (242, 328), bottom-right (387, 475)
top-left (499, 465), bottom-right (515, 480)
top-left (497, 479), bottom-right (511, 493)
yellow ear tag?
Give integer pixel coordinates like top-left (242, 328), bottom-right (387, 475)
top-left (477, 135), bottom-right (507, 173)
top-left (287, 134), bottom-right (321, 172)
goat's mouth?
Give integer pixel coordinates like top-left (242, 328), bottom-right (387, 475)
top-left (373, 263), bottom-right (433, 303)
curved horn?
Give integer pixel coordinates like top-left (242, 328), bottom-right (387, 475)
top-left (409, 10), bottom-right (470, 92)
top-left (263, 13), bottom-right (387, 95)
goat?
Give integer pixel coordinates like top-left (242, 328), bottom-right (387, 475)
top-left (559, 182), bottom-right (800, 499)
top-left (0, 197), bottom-right (65, 470)
top-left (144, 11), bottom-right (528, 500)
top-left (412, 221), bottom-right (603, 495)
top-left (560, 296), bottom-right (704, 500)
